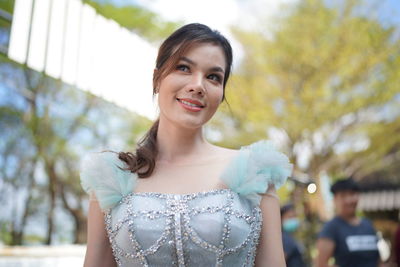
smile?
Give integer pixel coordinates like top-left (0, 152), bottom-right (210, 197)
top-left (177, 98), bottom-right (205, 112)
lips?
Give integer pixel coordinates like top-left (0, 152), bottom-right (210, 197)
top-left (176, 98), bottom-right (205, 108)
top-left (176, 98), bottom-right (205, 112)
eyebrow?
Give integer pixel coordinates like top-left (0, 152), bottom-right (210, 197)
top-left (180, 57), bottom-right (225, 74)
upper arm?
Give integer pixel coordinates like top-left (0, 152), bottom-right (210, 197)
top-left (315, 238), bottom-right (335, 267)
top-left (83, 195), bottom-right (117, 267)
top-left (255, 186), bottom-right (286, 267)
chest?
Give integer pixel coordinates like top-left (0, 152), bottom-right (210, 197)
top-left (333, 221), bottom-right (379, 262)
top-left (134, 159), bottom-right (230, 194)
top-left (105, 190), bottom-right (262, 267)
top-left (336, 223), bottom-right (376, 249)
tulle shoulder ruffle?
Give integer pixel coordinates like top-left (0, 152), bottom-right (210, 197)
top-left (221, 140), bottom-right (293, 205)
top-left (80, 152), bottom-right (137, 210)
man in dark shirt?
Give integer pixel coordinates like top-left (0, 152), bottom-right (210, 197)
top-left (316, 178), bottom-right (380, 267)
top-left (281, 203), bottom-right (306, 267)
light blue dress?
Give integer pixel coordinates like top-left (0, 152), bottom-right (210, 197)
top-left (80, 141), bottom-right (292, 267)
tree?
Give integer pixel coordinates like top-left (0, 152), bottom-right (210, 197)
top-left (0, 53), bottom-right (152, 244)
top-left (217, 0), bottom-right (399, 186)
top-left (1, 0), bottom-right (179, 245)
top-left (84, 0), bottom-right (181, 43)
top-left (210, 0), bottom-right (400, 262)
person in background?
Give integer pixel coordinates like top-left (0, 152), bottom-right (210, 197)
top-left (281, 203), bottom-right (306, 267)
top-left (316, 177), bottom-right (380, 267)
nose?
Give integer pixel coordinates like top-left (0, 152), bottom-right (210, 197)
top-left (187, 73), bottom-right (205, 96)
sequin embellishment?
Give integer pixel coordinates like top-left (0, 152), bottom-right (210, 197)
top-left (104, 189), bottom-right (262, 267)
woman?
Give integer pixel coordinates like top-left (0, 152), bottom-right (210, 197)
top-left (80, 23), bottom-right (292, 267)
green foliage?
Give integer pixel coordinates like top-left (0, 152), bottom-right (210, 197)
top-left (0, 222), bottom-right (12, 245)
top-left (0, 0), bottom-right (14, 13)
top-left (84, 0), bottom-right (181, 42)
top-left (218, 0), bottom-right (400, 178)
top-left (211, 1), bottom-right (400, 263)
top-left (336, 115), bottom-right (400, 180)
top-left (0, 53), bottom-right (151, 244)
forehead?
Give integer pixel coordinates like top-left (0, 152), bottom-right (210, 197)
top-left (335, 190), bottom-right (359, 197)
top-left (180, 43), bottom-right (226, 69)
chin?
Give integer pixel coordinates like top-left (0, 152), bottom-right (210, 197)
top-left (160, 110), bottom-right (214, 130)
top-left (179, 120), bottom-right (206, 130)
top-left (178, 113), bottom-right (213, 128)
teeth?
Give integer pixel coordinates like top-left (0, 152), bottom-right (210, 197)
top-left (179, 99), bottom-right (202, 107)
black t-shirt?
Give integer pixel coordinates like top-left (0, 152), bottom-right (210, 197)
top-left (282, 231), bottom-right (306, 267)
top-left (318, 216), bottom-right (379, 267)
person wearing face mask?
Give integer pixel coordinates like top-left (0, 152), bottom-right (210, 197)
top-left (281, 203), bottom-right (306, 267)
top-left (316, 178), bottom-right (380, 267)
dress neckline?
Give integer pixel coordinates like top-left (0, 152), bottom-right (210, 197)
top-left (128, 188), bottom-right (233, 199)
top-left (128, 148), bottom-right (243, 197)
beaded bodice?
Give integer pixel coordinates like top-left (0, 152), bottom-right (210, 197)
top-left (105, 189), bottom-right (262, 267)
top-left (80, 140), bottom-right (293, 267)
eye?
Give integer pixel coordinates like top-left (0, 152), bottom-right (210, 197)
top-left (176, 64), bottom-right (190, 72)
top-left (207, 73), bottom-right (223, 83)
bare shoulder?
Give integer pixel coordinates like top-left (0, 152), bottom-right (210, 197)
top-left (204, 145), bottom-right (239, 168)
top-left (209, 143), bottom-right (240, 159)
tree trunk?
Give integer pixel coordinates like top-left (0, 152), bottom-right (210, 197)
top-left (10, 229), bottom-right (23, 246)
top-left (45, 161), bottom-right (57, 245)
top-left (59, 182), bottom-right (88, 243)
top-left (9, 159), bottom-right (37, 245)
top-left (73, 210), bottom-right (88, 244)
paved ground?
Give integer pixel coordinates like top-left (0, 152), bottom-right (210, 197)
top-left (0, 245), bottom-right (85, 267)
top-left (0, 256), bottom-right (84, 267)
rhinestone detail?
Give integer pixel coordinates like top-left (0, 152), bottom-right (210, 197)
top-left (104, 189), bottom-right (262, 266)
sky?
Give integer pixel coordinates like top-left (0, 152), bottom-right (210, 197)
top-left (105, 0), bottom-right (400, 29)
top-left (97, 0), bottom-right (302, 65)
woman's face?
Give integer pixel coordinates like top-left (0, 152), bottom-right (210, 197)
top-left (157, 43), bottom-right (226, 130)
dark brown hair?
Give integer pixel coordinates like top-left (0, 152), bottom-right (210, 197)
top-left (118, 23), bottom-right (233, 178)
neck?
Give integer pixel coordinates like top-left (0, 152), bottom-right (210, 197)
top-left (156, 118), bottom-right (210, 163)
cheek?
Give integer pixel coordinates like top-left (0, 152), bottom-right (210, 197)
top-left (158, 80), bottom-right (177, 100)
top-left (157, 90), bottom-right (173, 111)
top-left (209, 89), bottom-right (224, 107)
top-left (345, 198), bottom-right (357, 206)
